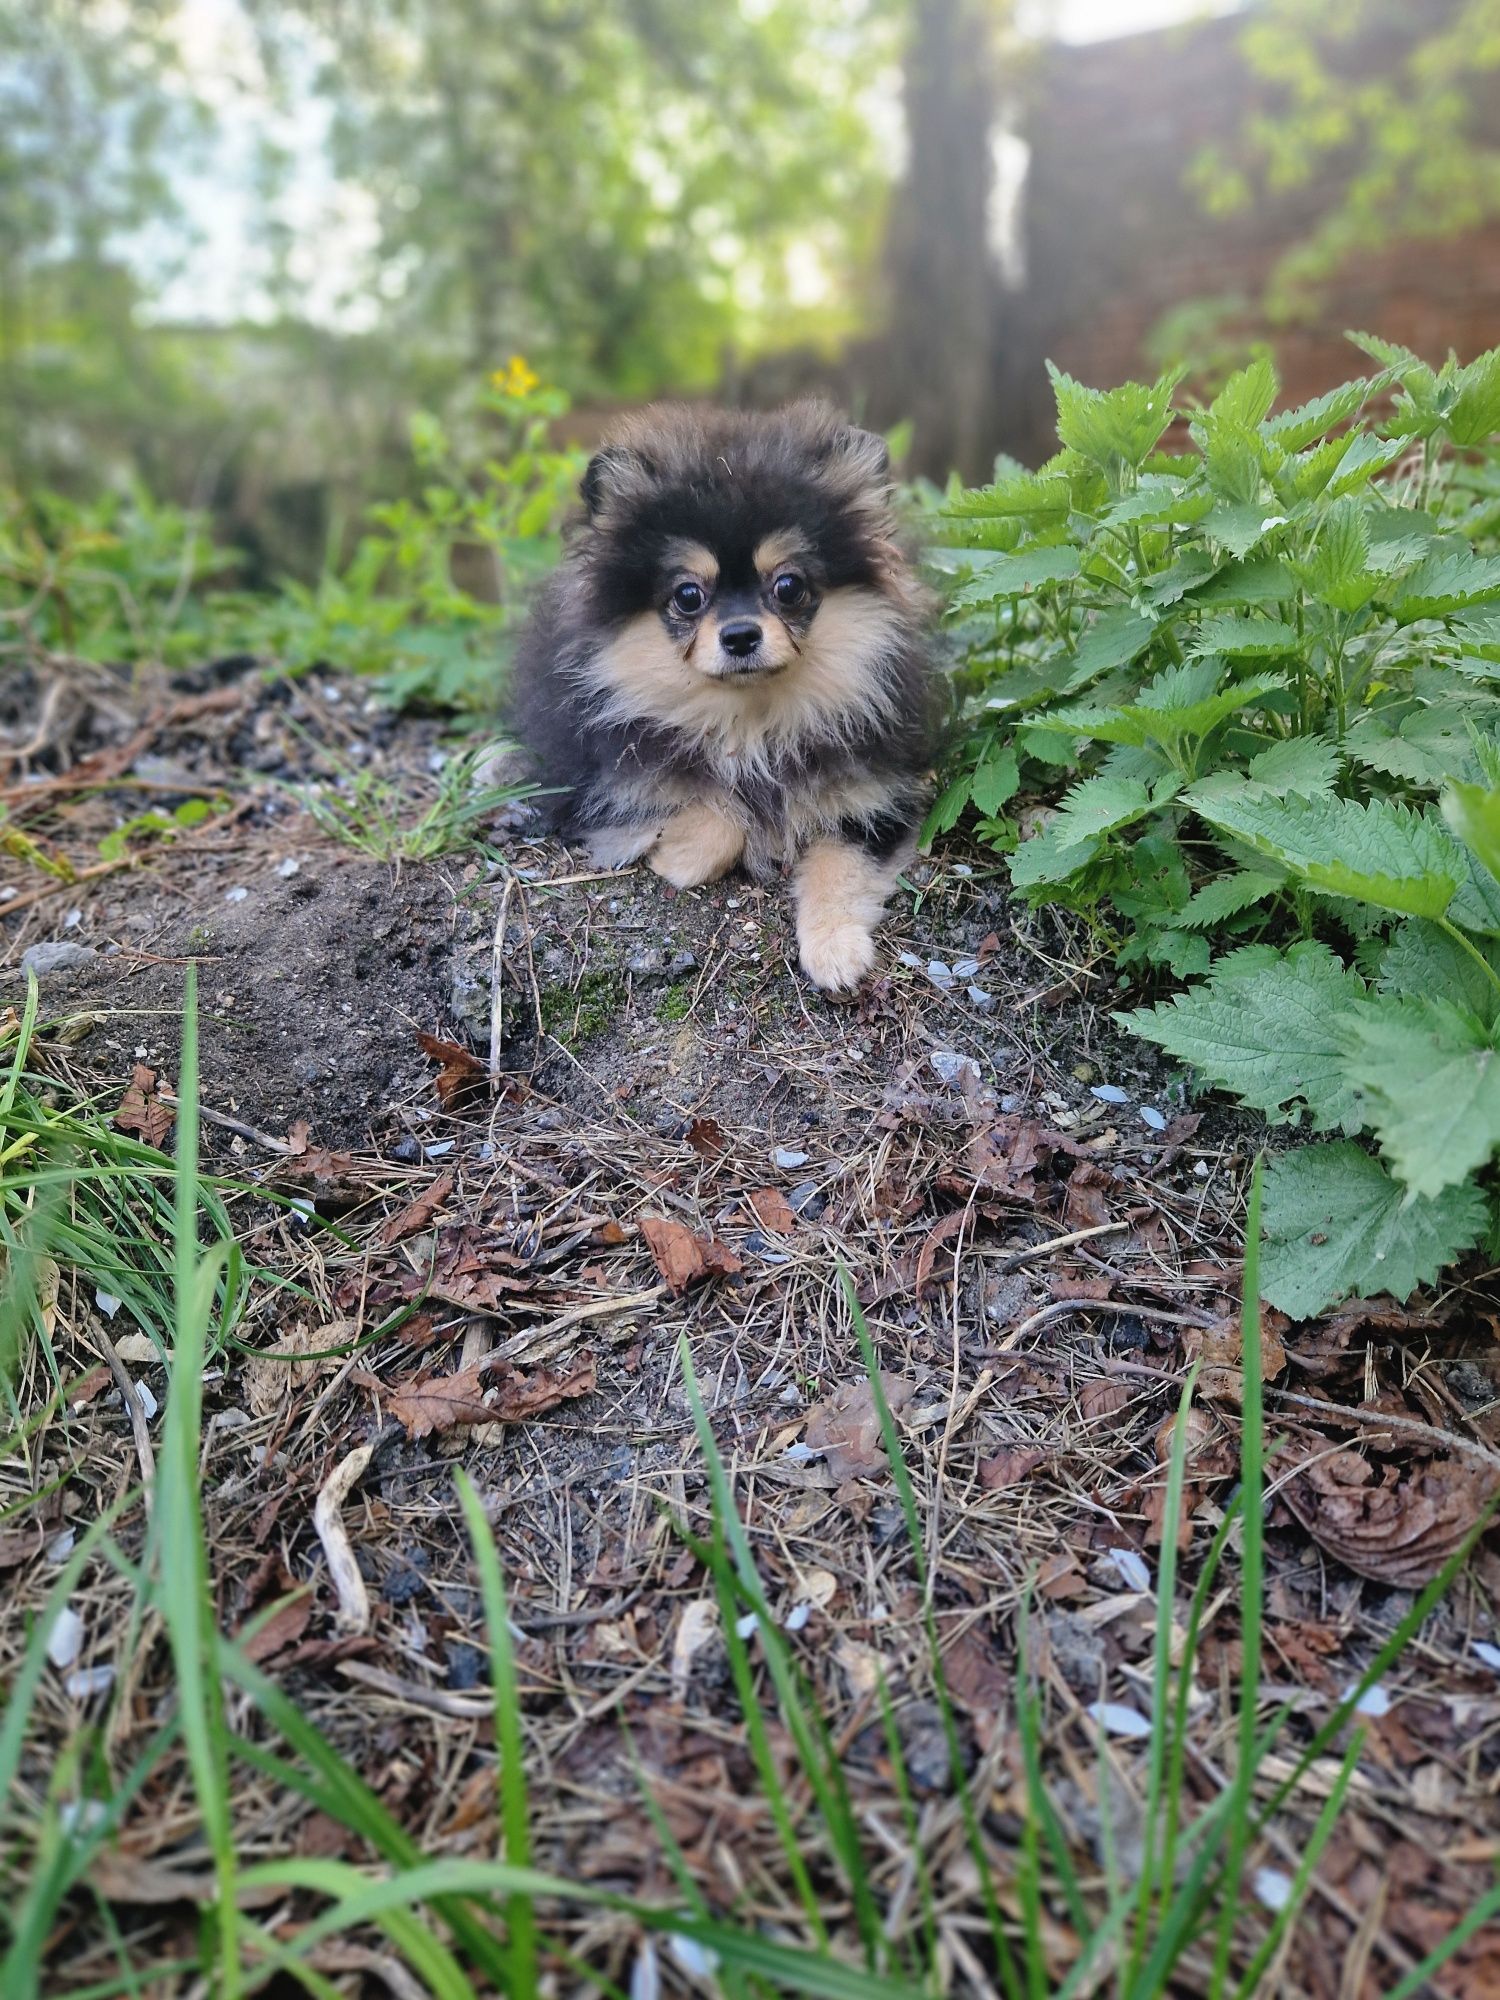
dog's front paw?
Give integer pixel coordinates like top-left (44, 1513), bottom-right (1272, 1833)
top-left (586, 823), bottom-right (660, 870)
top-left (648, 804), bottom-right (744, 888)
top-left (798, 919), bottom-right (877, 994)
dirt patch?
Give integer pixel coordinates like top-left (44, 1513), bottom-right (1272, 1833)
top-left (6, 660), bottom-right (1500, 1998)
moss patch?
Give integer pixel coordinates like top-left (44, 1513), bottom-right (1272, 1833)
top-left (539, 969), bottom-right (627, 1046)
top-left (656, 982), bottom-right (694, 1024)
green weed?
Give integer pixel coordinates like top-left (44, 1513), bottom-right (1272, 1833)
top-left (931, 334), bottom-right (1500, 1314)
top-left (294, 739), bottom-right (530, 864)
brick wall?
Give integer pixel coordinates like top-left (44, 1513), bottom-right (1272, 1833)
top-left (998, 8), bottom-right (1500, 463)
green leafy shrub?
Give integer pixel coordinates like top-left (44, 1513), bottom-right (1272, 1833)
top-left (0, 484), bottom-right (234, 669)
top-left (930, 333), bottom-right (1500, 1318)
top-left (220, 362), bottom-right (583, 708)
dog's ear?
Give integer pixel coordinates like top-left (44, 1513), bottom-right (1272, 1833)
top-left (814, 423), bottom-right (890, 489)
top-left (581, 445), bottom-right (650, 518)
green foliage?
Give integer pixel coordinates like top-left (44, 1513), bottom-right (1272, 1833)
top-left (0, 485), bottom-right (235, 668)
top-left (3, 369), bottom-right (580, 707)
top-left (932, 335), bottom-right (1500, 1315)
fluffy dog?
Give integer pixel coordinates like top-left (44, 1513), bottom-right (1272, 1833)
top-left (507, 401), bottom-right (941, 991)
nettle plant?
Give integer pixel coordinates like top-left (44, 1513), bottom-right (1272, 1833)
top-left (929, 333), bottom-right (1500, 1319)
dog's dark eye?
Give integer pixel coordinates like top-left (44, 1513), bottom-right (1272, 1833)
top-left (772, 572), bottom-right (806, 609)
top-left (671, 580), bottom-right (706, 616)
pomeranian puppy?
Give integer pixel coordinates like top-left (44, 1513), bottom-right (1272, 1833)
top-left (507, 401), bottom-right (941, 991)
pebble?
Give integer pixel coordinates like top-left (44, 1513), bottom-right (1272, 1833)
top-left (788, 1181), bottom-right (825, 1218)
top-left (930, 1051), bottom-right (979, 1088)
top-left (1345, 1681), bottom-right (1391, 1718)
top-left (667, 949), bottom-right (698, 977)
top-left (225, 886), bottom-right (249, 903)
top-left (773, 1147), bottom-right (809, 1169)
top-left (1139, 1106), bottom-right (1168, 1131)
top-left (784, 1602), bottom-right (812, 1633)
top-left (1091, 1085), bottom-right (1130, 1105)
top-left (1474, 1642), bottom-right (1500, 1673)
top-left (390, 1135), bottom-right (422, 1164)
top-left (897, 951), bottom-right (923, 970)
top-left (966, 985), bottom-right (995, 1011)
top-left (952, 957), bottom-right (981, 978)
top-left (19, 941), bottom-right (95, 979)
top-left (423, 1139), bottom-right (456, 1160)
top-left (627, 947), bottom-right (666, 976)
top-left (926, 960), bottom-right (954, 988)
top-left (45, 1528), bottom-right (76, 1564)
top-left (276, 856), bottom-right (302, 878)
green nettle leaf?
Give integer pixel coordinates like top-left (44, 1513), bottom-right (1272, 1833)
top-left (1206, 356), bottom-right (1280, 433)
top-left (1337, 999), bottom-right (1500, 1198)
top-left (1117, 941), bottom-right (1367, 1131)
top-left (1047, 362), bottom-right (1186, 474)
top-left (1043, 666), bottom-right (1284, 754)
top-left (1444, 343), bottom-right (1500, 449)
top-left (920, 771), bottom-right (972, 844)
top-left (1201, 502), bottom-right (1284, 561)
top-left (1379, 919), bottom-right (1500, 1027)
top-left (1260, 1141), bottom-right (1488, 1320)
top-left (1051, 608), bottom-right (1157, 695)
top-left (1188, 556), bottom-right (1298, 607)
top-left (1187, 791), bottom-right (1464, 921)
top-left (1177, 869), bottom-right (1285, 928)
top-left (1291, 497), bottom-right (1378, 612)
top-left (948, 545), bottom-right (1081, 611)
top-left (941, 472), bottom-right (1072, 521)
top-left (1345, 706), bottom-right (1493, 790)
top-left (1388, 551), bottom-right (1500, 623)
top-left (1139, 550), bottom-right (1221, 608)
top-left (1100, 477), bottom-right (1212, 531)
top-left (1244, 733), bottom-right (1342, 799)
top-left (1325, 431), bottom-right (1411, 497)
top-left (1189, 616), bottom-right (1302, 658)
top-left (969, 746), bottom-right (1021, 818)
top-left (1008, 775), bottom-right (1178, 890)
top-left (1443, 779), bottom-right (1500, 883)
top-left (1262, 376), bottom-right (1379, 452)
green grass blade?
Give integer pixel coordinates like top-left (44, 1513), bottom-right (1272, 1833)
top-left (453, 1466), bottom-right (538, 1995)
top-left (1229, 1734), bottom-right (1363, 2000)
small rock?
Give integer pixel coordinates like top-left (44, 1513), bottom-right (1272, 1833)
top-left (667, 949), bottom-right (698, 977)
top-left (1105, 1547), bottom-right (1151, 1592)
top-left (1345, 1681), bottom-right (1391, 1718)
top-left (930, 1051), bottom-right (979, 1088)
top-left (952, 957), bottom-right (981, 979)
top-left (773, 1146), bottom-right (809, 1169)
top-left (1253, 1868), bottom-right (1294, 1913)
top-left (788, 1181), bottom-right (825, 1218)
top-left (225, 886), bottom-right (249, 904)
top-left (627, 947), bottom-right (666, 976)
top-left (1474, 1641), bottom-right (1500, 1673)
top-left (20, 941), bottom-right (95, 980)
top-left (926, 960), bottom-right (954, 988)
top-left (966, 984), bottom-right (995, 1012)
top-left (1139, 1106), bottom-right (1168, 1132)
top-left (1085, 1701), bottom-right (1152, 1738)
top-left (446, 1640), bottom-right (488, 1691)
top-left (45, 1528), bottom-right (76, 1564)
top-left (276, 856), bottom-right (302, 878)
top-left (390, 1135), bottom-right (422, 1165)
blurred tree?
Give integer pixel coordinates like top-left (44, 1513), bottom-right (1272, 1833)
top-left (0, 2), bottom-right (213, 485)
top-left (1192, 0), bottom-right (1500, 318)
top-left (254, 0), bottom-right (898, 395)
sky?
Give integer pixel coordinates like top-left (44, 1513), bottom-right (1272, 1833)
top-left (156, 0), bottom-right (1231, 327)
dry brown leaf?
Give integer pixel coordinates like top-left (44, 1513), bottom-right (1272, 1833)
top-left (979, 1445), bottom-right (1049, 1490)
top-left (1282, 1449), bottom-right (1498, 1587)
top-left (639, 1215), bottom-right (743, 1294)
top-left (1063, 1161), bottom-right (1114, 1230)
top-left (88, 1850), bottom-right (217, 1906)
top-left (242, 1320), bottom-right (349, 1419)
top-left (685, 1117), bottom-right (727, 1158)
top-left (1080, 1379), bottom-right (1130, 1424)
top-left (383, 1353), bottom-right (596, 1440)
top-left (417, 1031), bottom-right (486, 1110)
top-left (804, 1374), bottom-right (915, 1481)
top-left (747, 1187), bottom-right (798, 1234)
top-left (915, 1210), bottom-right (968, 1296)
top-left (377, 1169), bottom-right (456, 1248)
top-left (0, 1526), bottom-right (46, 1569)
top-left (239, 1587), bottom-right (314, 1665)
top-left (940, 1624), bottom-right (1009, 1717)
top-left (113, 1063), bottom-right (173, 1149)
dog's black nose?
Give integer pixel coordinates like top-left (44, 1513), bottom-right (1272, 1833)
top-left (718, 619), bottom-right (763, 658)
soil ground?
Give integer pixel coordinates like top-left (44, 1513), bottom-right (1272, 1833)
top-left (4, 659), bottom-right (1500, 1997)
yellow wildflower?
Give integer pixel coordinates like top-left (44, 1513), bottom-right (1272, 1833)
top-left (491, 355), bottom-right (541, 398)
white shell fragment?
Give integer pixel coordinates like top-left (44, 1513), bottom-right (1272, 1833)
top-left (46, 1606), bottom-right (84, 1671)
top-left (1085, 1701), bottom-right (1152, 1738)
